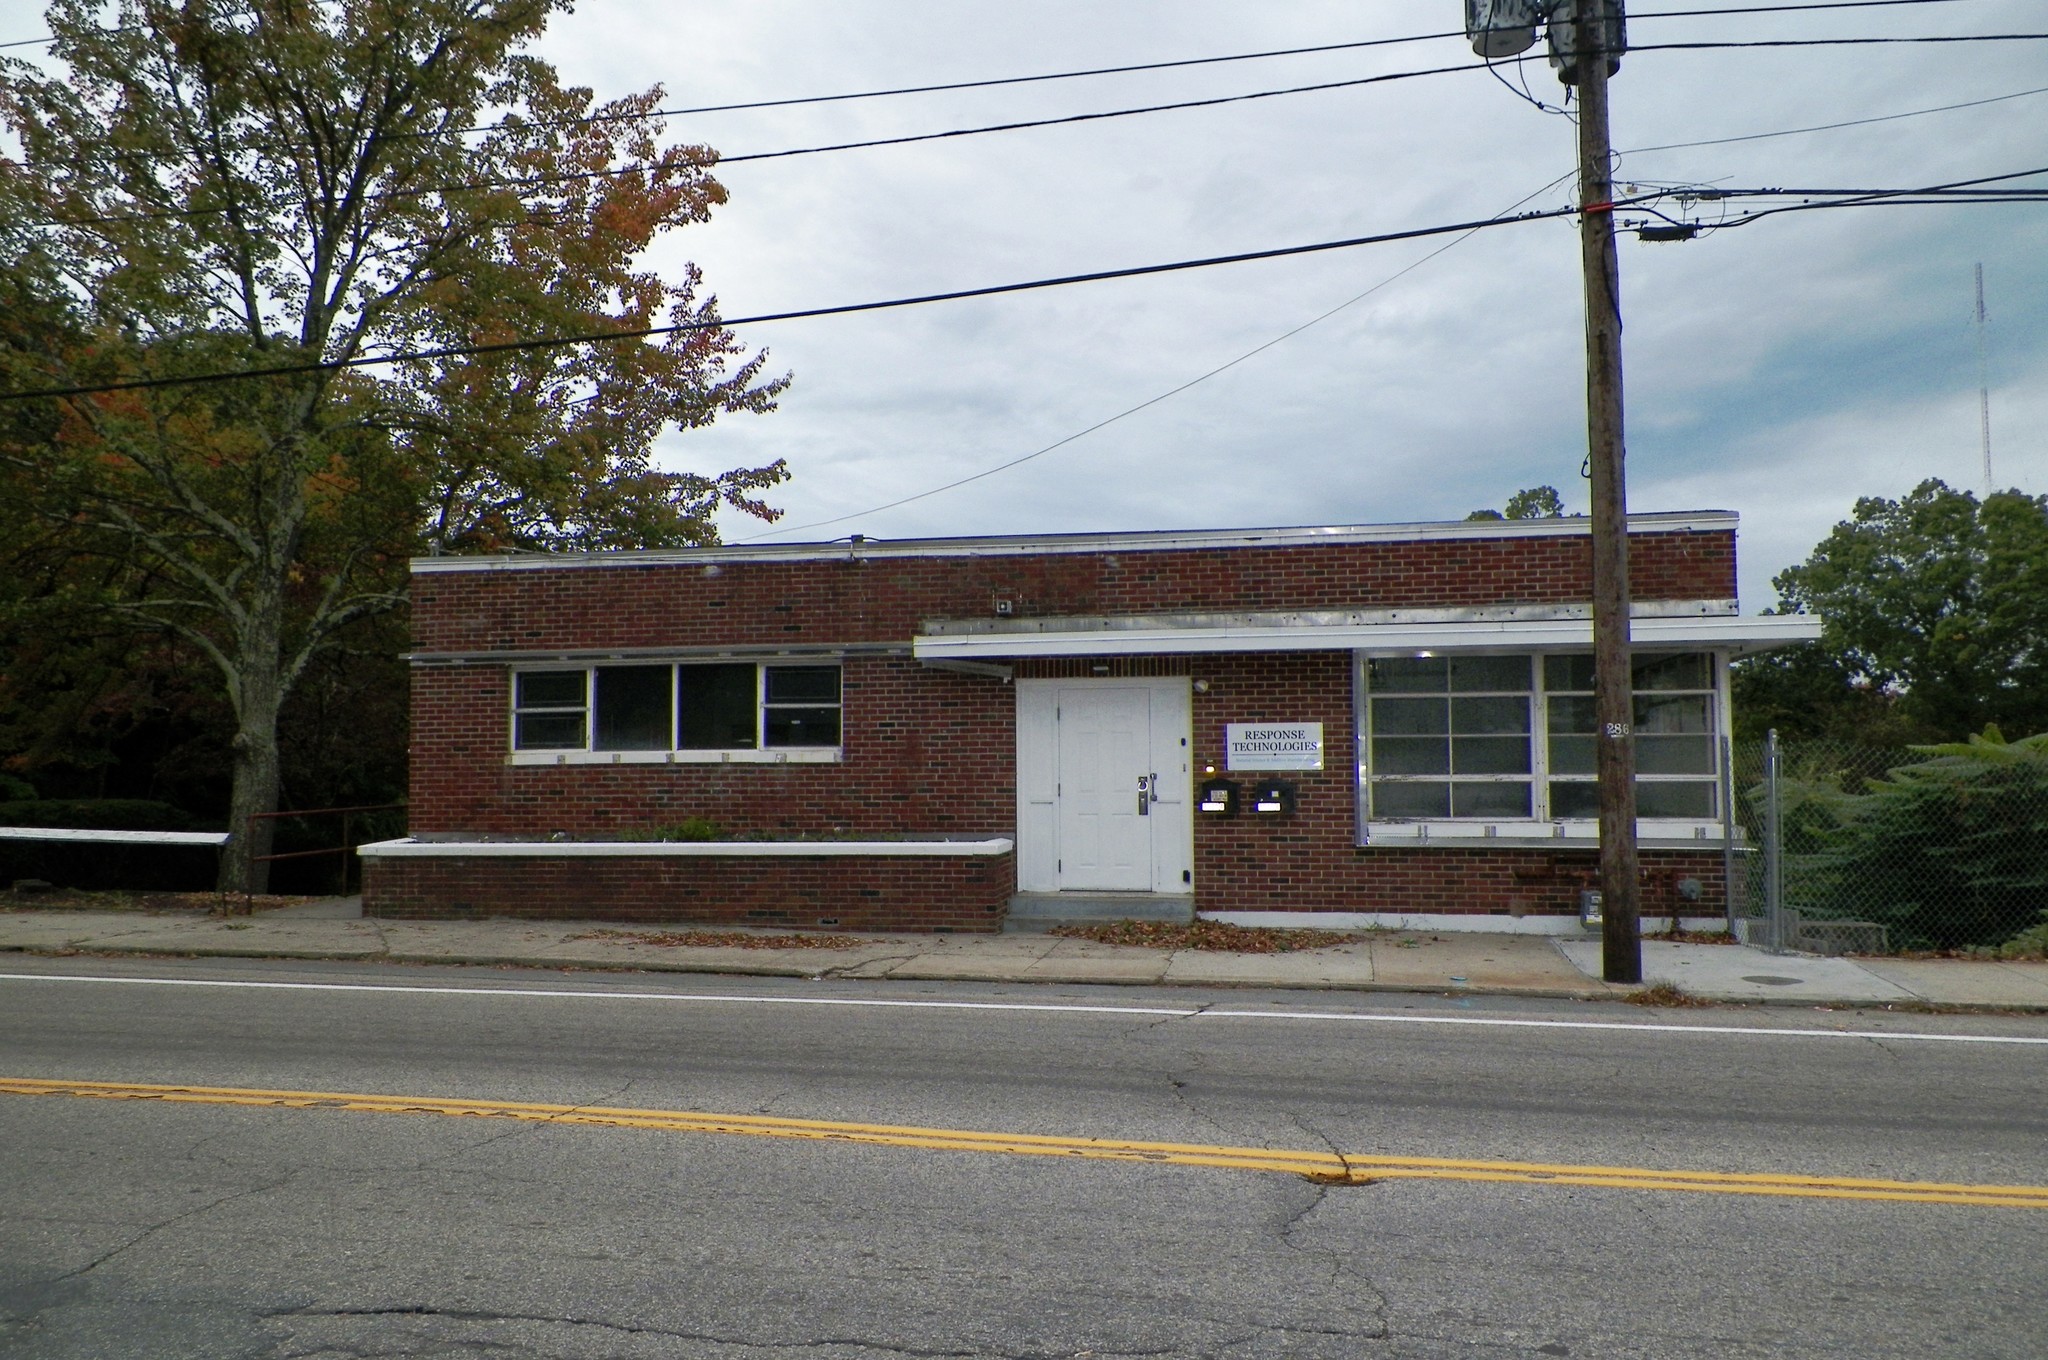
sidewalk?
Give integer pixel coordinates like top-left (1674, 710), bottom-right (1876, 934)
top-left (3, 899), bottom-right (2046, 1010)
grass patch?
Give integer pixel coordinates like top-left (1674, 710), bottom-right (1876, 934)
top-left (562, 928), bottom-right (872, 950)
top-left (1049, 919), bottom-right (1363, 953)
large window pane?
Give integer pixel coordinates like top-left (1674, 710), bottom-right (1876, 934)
top-left (677, 664), bottom-right (758, 749)
top-left (1371, 697), bottom-right (1448, 735)
top-left (1454, 736), bottom-right (1531, 775)
top-left (1635, 693), bottom-right (1711, 734)
top-left (594, 666), bottom-right (672, 751)
top-left (1451, 655), bottom-right (1529, 692)
top-left (1549, 778), bottom-right (1716, 818)
top-left (517, 671), bottom-right (584, 708)
top-left (515, 712), bottom-right (585, 749)
top-left (1637, 781), bottom-right (1715, 818)
top-left (765, 706), bottom-right (841, 748)
top-left (1633, 653), bottom-right (1712, 690)
top-left (1637, 735), bottom-right (1715, 774)
top-left (1372, 781), bottom-right (1449, 818)
top-left (1374, 736), bottom-right (1449, 775)
top-left (1547, 695), bottom-right (1597, 735)
top-left (1544, 654), bottom-right (1597, 692)
top-left (765, 666), bottom-right (840, 704)
top-left (1452, 695), bottom-right (1529, 735)
top-left (1367, 657), bottom-right (1447, 692)
top-left (1453, 782), bottom-right (1532, 817)
top-left (1547, 734), bottom-right (1596, 775)
top-left (1548, 780), bottom-right (1600, 819)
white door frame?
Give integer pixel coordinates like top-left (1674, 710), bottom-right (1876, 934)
top-left (1015, 677), bottom-right (1192, 894)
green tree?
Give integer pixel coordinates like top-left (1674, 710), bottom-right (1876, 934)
top-left (1750, 480), bottom-right (2048, 742)
top-left (0, 0), bottom-right (789, 888)
top-left (1466, 485), bottom-right (1574, 521)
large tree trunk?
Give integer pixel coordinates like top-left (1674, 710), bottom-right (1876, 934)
top-left (218, 593), bottom-right (289, 895)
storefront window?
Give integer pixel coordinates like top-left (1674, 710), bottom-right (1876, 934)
top-left (1361, 652), bottom-right (1718, 821)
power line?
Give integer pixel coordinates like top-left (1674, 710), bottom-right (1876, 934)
top-left (737, 171), bottom-right (1583, 542)
top-left (2, 2), bottom-right (2018, 149)
top-left (1621, 83), bottom-right (2048, 153)
top-left (35, 27), bottom-right (2048, 237)
top-left (2, 198), bottom-right (1629, 404)
top-left (1646, 165), bottom-right (2048, 231)
top-left (10, 159), bottom-right (2033, 407)
top-left (1634, 32), bottom-right (2048, 51)
top-left (1638, 0), bottom-right (1994, 14)
top-left (24, 59), bottom-right (1494, 231)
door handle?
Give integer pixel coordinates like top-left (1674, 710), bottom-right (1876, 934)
top-left (1137, 773), bottom-right (1153, 815)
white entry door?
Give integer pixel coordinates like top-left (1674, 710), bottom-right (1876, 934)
top-left (1056, 686), bottom-right (1152, 891)
top-left (1016, 679), bottom-right (1191, 894)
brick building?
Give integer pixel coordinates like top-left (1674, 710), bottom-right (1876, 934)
top-left (361, 512), bottom-right (1818, 932)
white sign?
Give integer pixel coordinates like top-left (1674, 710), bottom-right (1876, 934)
top-left (1225, 722), bottom-right (1324, 771)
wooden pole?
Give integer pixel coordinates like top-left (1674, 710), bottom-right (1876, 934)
top-left (1573, 3), bottom-right (1642, 983)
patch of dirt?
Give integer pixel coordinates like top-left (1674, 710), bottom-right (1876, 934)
top-left (562, 929), bottom-right (873, 950)
top-left (1623, 980), bottom-right (1716, 1007)
top-left (0, 888), bottom-right (320, 915)
top-left (1644, 928), bottom-right (1740, 944)
top-left (1049, 919), bottom-right (1364, 953)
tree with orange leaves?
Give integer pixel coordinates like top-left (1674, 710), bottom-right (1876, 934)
top-left (0, 0), bottom-right (788, 889)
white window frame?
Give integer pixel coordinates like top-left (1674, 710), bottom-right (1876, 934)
top-left (508, 662), bottom-right (844, 765)
top-left (1354, 649), bottom-right (1728, 846)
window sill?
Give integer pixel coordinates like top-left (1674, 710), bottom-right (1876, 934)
top-left (509, 748), bottom-right (843, 766)
top-left (1361, 819), bottom-right (1736, 848)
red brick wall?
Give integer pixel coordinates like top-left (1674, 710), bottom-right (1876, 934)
top-left (410, 656), bottom-right (1015, 839)
top-left (1181, 650), bottom-right (1727, 917)
top-left (393, 525), bottom-right (1741, 926)
top-left (363, 851), bottom-right (1012, 931)
top-left (411, 527), bottom-right (1736, 655)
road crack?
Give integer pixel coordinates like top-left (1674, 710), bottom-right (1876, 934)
top-left (59, 1175), bottom-right (291, 1280)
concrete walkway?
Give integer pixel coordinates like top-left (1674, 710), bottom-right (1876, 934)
top-left (3, 898), bottom-right (2045, 1010)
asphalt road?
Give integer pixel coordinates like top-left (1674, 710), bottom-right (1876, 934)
top-left (1, 954), bottom-right (2044, 1359)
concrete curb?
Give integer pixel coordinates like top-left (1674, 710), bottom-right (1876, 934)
top-left (9, 938), bottom-right (2044, 1012)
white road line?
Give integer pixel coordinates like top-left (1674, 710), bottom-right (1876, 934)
top-left (1, 970), bottom-right (2044, 1046)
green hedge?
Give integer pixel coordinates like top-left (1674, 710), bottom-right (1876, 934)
top-left (1778, 731), bottom-right (2048, 950)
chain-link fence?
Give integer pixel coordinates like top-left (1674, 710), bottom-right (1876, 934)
top-left (1730, 734), bottom-right (2048, 957)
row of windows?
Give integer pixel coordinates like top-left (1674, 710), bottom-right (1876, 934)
top-left (514, 664), bottom-right (842, 752)
top-left (1360, 652), bottom-right (1720, 821)
top-left (506, 651), bottom-right (1722, 822)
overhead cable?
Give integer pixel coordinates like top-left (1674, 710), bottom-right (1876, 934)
top-left (737, 170), bottom-right (1583, 541)
top-left (0, 199), bottom-right (1621, 403)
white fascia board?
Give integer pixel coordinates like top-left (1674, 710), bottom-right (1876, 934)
top-left (913, 613), bottom-right (1823, 660)
top-left (411, 512), bottom-right (1737, 575)
top-left (359, 837), bottom-right (1014, 858)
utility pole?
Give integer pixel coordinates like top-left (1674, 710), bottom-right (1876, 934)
top-left (1976, 263), bottom-right (1994, 496)
top-left (1468, 0), bottom-right (1640, 981)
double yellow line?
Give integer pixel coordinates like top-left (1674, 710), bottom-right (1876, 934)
top-left (6, 1075), bottom-right (2045, 1210)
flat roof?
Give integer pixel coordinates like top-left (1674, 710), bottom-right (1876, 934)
top-left (412, 510), bottom-right (1739, 575)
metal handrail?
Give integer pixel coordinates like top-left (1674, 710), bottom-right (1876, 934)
top-left (246, 802), bottom-right (406, 895)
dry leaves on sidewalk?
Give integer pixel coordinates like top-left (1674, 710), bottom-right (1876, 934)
top-left (562, 929), bottom-right (873, 950)
top-left (1050, 920), bottom-right (1363, 953)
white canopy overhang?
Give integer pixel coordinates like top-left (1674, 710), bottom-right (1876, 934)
top-left (913, 611), bottom-right (1822, 661)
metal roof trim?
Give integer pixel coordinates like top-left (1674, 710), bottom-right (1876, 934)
top-left (410, 511), bottom-right (1738, 575)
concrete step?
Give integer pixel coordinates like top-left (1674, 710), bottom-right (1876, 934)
top-left (1004, 893), bottom-right (1195, 933)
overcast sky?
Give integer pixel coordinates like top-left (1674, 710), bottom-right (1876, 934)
top-left (9, 1), bottom-right (2043, 610)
